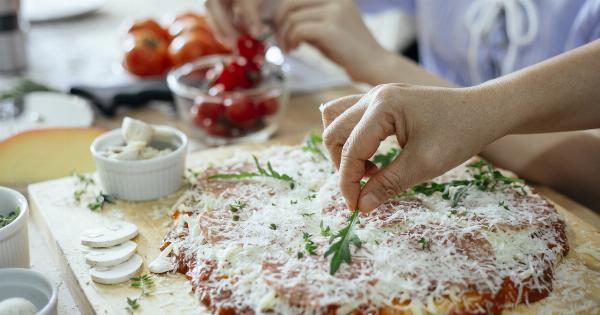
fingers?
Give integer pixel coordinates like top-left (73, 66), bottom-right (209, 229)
top-left (274, 0), bottom-right (327, 27)
top-left (234, 0), bottom-right (265, 37)
top-left (322, 95), bottom-right (368, 168)
top-left (320, 94), bottom-right (362, 129)
top-left (338, 102), bottom-right (397, 211)
top-left (205, 0), bottom-right (238, 46)
top-left (277, 7), bottom-right (324, 51)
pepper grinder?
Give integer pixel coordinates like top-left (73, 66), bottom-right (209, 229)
top-left (0, 0), bottom-right (26, 72)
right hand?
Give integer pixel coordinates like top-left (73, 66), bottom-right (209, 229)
top-left (205, 0), bottom-right (387, 82)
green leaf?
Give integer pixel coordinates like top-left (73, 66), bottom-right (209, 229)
top-left (269, 223), bottom-right (277, 230)
top-left (0, 79), bottom-right (56, 101)
top-left (372, 148), bottom-right (399, 168)
top-left (87, 192), bottom-right (115, 211)
top-left (208, 155), bottom-right (295, 188)
top-left (418, 237), bottom-right (431, 250)
top-left (324, 209), bottom-right (363, 275)
top-left (302, 232), bottom-right (318, 255)
top-left (302, 131), bottom-right (326, 158)
top-left (0, 207), bottom-right (20, 228)
top-left (320, 220), bottom-right (332, 237)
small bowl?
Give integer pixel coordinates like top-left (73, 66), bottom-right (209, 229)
top-left (0, 268), bottom-right (58, 315)
top-left (90, 127), bottom-right (188, 201)
top-left (0, 187), bottom-right (29, 268)
top-left (167, 54), bottom-right (289, 146)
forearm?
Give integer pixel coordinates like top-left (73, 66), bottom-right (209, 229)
top-left (476, 40), bottom-right (600, 135)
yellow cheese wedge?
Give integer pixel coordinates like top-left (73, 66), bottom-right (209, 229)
top-left (0, 127), bottom-right (106, 185)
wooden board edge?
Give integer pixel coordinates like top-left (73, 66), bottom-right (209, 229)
top-left (27, 184), bottom-right (96, 315)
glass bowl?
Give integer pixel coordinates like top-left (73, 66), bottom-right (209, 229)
top-left (167, 54), bottom-right (288, 146)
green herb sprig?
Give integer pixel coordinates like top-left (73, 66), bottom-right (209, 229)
top-left (88, 193), bottom-right (115, 211)
top-left (125, 274), bottom-right (154, 314)
top-left (0, 207), bottom-right (19, 228)
top-left (418, 237), bottom-right (432, 250)
top-left (320, 220), bottom-right (332, 237)
top-left (303, 232), bottom-right (318, 255)
top-left (72, 172), bottom-right (95, 202)
top-left (373, 148), bottom-right (399, 168)
top-left (208, 155), bottom-right (295, 189)
top-left (324, 209), bottom-right (363, 275)
top-left (302, 131), bottom-right (326, 158)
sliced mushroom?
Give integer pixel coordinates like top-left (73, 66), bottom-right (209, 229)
top-left (90, 254), bottom-right (143, 285)
top-left (85, 240), bottom-right (137, 267)
top-left (81, 221), bottom-right (138, 248)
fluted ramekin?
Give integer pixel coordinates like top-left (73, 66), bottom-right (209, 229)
top-left (90, 127), bottom-right (188, 201)
top-left (0, 187), bottom-right (29, 268)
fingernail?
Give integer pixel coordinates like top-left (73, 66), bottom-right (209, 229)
top-left (359, 193), bottom-right (379, 212)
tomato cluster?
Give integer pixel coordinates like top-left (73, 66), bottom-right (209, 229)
top-left (190, 34), bottom-right (278, 138)
top-left (123, 12), bottom-right (229, 77)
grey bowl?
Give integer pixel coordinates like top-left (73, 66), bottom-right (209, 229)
top-left (0, 268), bottom-right (57, 315)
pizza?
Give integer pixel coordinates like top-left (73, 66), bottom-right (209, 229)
top-left (158, 138), bottom-right (570, 315)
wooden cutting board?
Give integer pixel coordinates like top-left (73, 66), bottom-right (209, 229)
top-left (27, 144), bottom-right (600, 315)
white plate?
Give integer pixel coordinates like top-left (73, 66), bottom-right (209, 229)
top-left (24, 0), bottom-right (107, 23)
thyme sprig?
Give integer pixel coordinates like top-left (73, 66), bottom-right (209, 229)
top-left (125, 274), bottom-right (154, 314)
top-left (373, 148), bottom-right (399, 168)
top-left (208, 155), bottom-right (295, 189)
top-left (88, 193), bottom-right (115, 211)
top-left (324, 209), bottom-right (363, 275)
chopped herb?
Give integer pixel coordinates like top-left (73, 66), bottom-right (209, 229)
top-left (302, 131), bottom-right (326, 158)
top-left (208, 155), bottom-right (295, 189)
top-left (297, 251), bottom-right (304, 259)
top-left (443, 184), bottom-right (471, 208)
top-left (320, 220), bottom-right (332, 237)
top-left (126, 274), bottom-right (154, 314)
top-left (303, 232), bottom-right (318, 255)
top-left (324, 209), bottom-right (363, 275)
top-left (418, 237), bottom-right (431, 250)
top-left (183, 168), bottom-right (200, 187)
top-left (359, 179), bottom-right (367, 187)
top-left (300, 212), bottom-right (315, 218)
top-left (232, 215), bottom-right (240, 221)
top-left (271, 203), bottom-right (277, 206)
top-left (373, 148), bottom-right (399, 168)
top-left (290, 200), bottom-right (298, 205)
top-left (449, 209), bottom-right (458, 217)
top-left (229, 200), bottom-right (247, 212)
top-left (269, 223), bottom-right (277, 230)
top-left (499, 201), bottom-right (510, 211)
top-left (72, 171), bottom-right (95, 203)
top-left (0, 207), bottom-right (19, 228)
top-left (87, 193), bottom-right (115, 211)
top-left (305, 193), bottom-right (316, 201)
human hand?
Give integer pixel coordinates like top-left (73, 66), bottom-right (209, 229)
top-left (204, 0), bottom-right (273, 46)
top-left (321, 84), bottom-right (507, 212)
top-left (274, 0), bottom-right (387, 82)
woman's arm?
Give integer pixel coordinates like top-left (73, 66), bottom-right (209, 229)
top-left (320, 40), bottom-right (600, 212)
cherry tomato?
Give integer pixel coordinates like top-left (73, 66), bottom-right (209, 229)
top-left (203, 119), bottom-right (231, 137)
top-left (128, 18), bottom-right (170, 42)
top-left (168, 17), bottom-right (211, 38)
top-left (213, 58), bottom-right (261, 91)
top-left (224, 97), bottom-right (257, 124)
top-left (169, 32), bottom-right (215, 66)
top-left (191, 98), bottom-right (225, 125)
top-left (255, 95), bottom-right (279, 116)
top-left (236, 33), bottom-right (265, 62)
top-left (123, 30), bottom-right (170, 77)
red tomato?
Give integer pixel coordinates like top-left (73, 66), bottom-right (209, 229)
top-left (191, 98), bottom-right (225, 126)
top-left (168, 17), bottom-right (211, 38)
top-left (236, 33), bottom-right (265, 62)
top-left (203, 119), bottom-right (231, 137)
top-left (224, 97), bottom-right (257, 124)
top-left (168, 32), bottom-right (215, 66)
top-left (128, 18), bottom-right (171, 42)
top-left (255, 96), bottom-right (279, 116)
top-left (123, 30), bottom-right (170, 77)
top-left (213, 58), bottom-right (261, 91)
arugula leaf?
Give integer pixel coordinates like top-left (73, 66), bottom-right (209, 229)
top-left (324, 209), bottom-right (363, 275)
top-left (303, 232), bottom-right (318, 255)
top-left (229, 200), bottom-right (247, 212)
top-left (208, 155), bottom-right (295, 189)
top-left (302, 131), bottom-right (326, 158)
top-left (373, 148), bottom-right (399, 168)
top-left (320, 220), bottom-right (332, 237)
top-left (0, 207), bottom-right (19, 228)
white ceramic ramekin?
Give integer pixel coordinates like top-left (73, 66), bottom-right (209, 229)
top-left (90, 127), bottom-right (188, 201)
top-left (0, 187), bottom-right (29, 268)
top-left (0, 268), bottom-right (58, 315)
